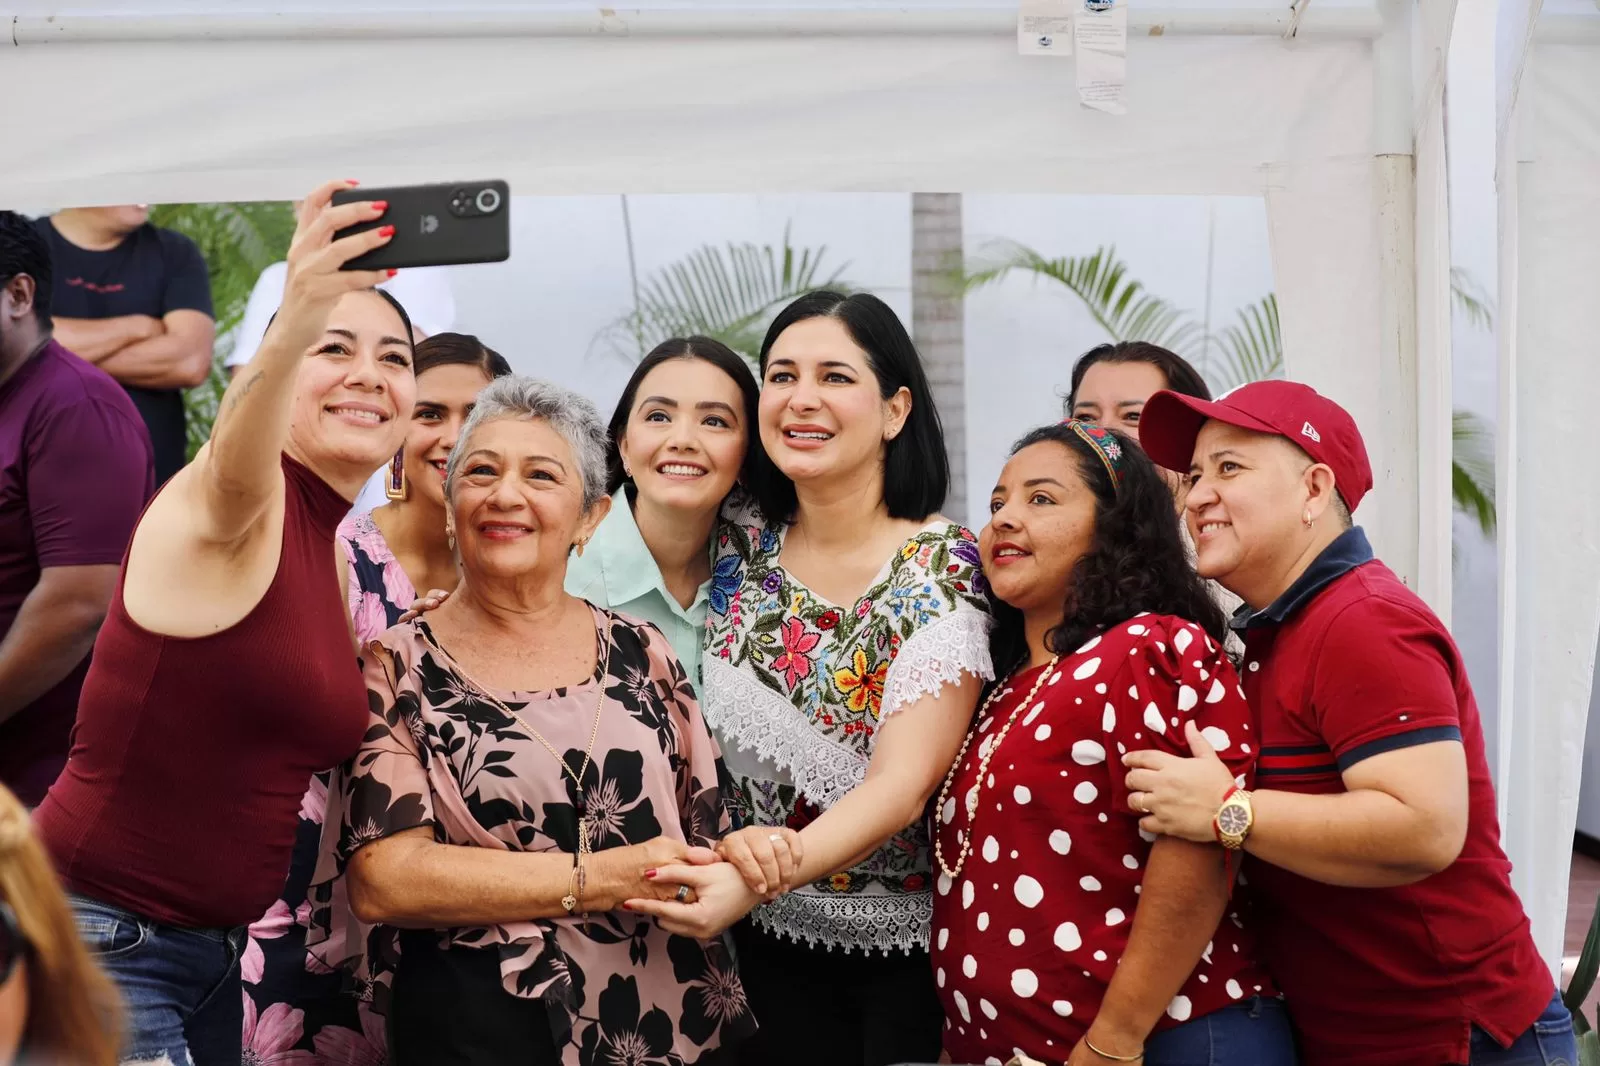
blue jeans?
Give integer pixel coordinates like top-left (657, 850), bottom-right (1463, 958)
top-left (1468, 992), bottom-right (1578, 1066)
top-left (69, 894), bottom-right (246, 1066)
top-left (1143, 996), bottom-right (1299, 1066)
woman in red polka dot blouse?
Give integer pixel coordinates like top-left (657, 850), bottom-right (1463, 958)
top-left (931, 421), bottom-right (1296, 1066)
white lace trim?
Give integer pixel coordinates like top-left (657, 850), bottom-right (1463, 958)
top-left (749, 889), bottom-right (930, 955)
top-left (880, 607), bottom-right (996, 720)
top-left (701, 657), bottom-right (870, 809)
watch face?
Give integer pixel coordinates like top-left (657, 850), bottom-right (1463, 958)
top-left (1218, 803), bottom-right (1250, 837)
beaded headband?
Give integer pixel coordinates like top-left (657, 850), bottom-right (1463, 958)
top-left (1062, 418), bottom-right (1124, 490)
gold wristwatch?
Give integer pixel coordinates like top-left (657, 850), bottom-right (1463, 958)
top-left (1214, 786), bottom-right (1254, 850)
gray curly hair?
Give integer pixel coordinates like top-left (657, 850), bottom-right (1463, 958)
top-left (444, 375), bottom-right (610, 511)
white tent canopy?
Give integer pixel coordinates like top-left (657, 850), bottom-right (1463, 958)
top-left (5, 0), bottom-right (1590, 973)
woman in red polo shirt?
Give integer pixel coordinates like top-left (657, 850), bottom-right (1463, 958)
top-left (932, 420), bottom-right (1295, 1066)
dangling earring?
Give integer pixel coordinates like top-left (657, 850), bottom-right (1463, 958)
top-left (384, 449), bottom-right (408, 501)
top-left (1302, 510), bottom-right (1314, 528)
top-left (446, 527), bottom-right (456, 551)
top-left (574, 539), bottom-right (587, 557)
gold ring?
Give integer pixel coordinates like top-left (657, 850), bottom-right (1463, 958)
top-left (675, 885), bottom-right (691, 903)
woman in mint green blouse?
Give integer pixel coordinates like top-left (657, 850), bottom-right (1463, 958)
top-left (565, 337), bottom-right (761, 695)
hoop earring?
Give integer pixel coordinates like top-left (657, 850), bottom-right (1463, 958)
top-left (384, 449), bottom-right (408, 502)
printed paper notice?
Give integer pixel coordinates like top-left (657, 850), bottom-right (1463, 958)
top-left (1018, 0), bottom-right (1073, 55)
top-left (1075, 0), bottom-right (1127, 114)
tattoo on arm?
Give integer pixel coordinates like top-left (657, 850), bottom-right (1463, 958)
top-left (225, 371), bottom-right (266, 414)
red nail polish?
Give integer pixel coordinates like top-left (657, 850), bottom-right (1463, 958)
top-left (370, 200), bottom-right (388, 212)
top-left (378, 225), bottom-right (396, 238)
top-left (644, 869), bottom-right (657, 879)
top-left (621, 902), bottom-right (633, 911)
top-left (386, 269), bottom-right (399, 278)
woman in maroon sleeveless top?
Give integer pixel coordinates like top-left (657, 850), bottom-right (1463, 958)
top-left (32, 181), bottom-right (416, 1066)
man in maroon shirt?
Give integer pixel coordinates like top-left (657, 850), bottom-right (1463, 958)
top-left (0, 211), bottom-right (154, 805)
top-left (1124, 380), bottom-right (1570, 1066)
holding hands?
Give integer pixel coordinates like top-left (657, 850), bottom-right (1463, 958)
top-left (620, 825), bottom-right (804, 940)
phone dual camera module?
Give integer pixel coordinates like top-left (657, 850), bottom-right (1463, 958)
top-left (450, 185), bottom-right (502, 218)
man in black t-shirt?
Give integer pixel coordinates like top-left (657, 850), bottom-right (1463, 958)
top-left (35, 207), bottom-right (214, 485)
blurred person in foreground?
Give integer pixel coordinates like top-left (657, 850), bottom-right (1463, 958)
top-left (0, 782), bottom-right (120, 1066)
top-left (0, 212), bottom-right (153, 807)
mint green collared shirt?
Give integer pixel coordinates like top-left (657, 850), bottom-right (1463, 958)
top-left (565, 495), bottom-right (711, 697)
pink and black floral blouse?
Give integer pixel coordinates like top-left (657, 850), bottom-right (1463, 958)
top-left (308, 607), bottom-right (754, 1065)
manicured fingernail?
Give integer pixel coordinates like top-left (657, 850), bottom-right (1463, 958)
top-left (621, 901), bottom-right (633, 911)
top-left (378, 225), bottom-right (396, 238)
top-left (345, 179), bottom-right (360, 186)
top-left (387, 269), bottom-right (399, 278)
top-left (644, 869), bottom-right (657, 879)
top-left (370, 200), bottom-right (388, 212)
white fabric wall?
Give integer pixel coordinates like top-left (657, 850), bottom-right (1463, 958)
top-left (1495, 27), bottom-right (1600, 971)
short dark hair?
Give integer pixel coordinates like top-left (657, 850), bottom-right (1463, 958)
top-left (414, 332), bottom-right (512, 381)
top-left (0, 212), bottom-right (52, 330)
top-left (1065, 341), bottom-right (1211, 413)
top-left (605, 336), bottom-right (762, 495)
top-left (750, 290), bottom-right (949, 522)
top-left (988, 421), bottom-right (1230, 673)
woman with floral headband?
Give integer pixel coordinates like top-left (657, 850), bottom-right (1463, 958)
top-left (930, 420), bottom-right (1295, 1066)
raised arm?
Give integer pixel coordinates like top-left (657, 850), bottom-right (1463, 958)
top-left (187, 182), bottom-right (392, 544)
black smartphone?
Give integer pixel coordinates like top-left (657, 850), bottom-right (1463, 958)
top-left (330, 180), bottom-right (510, 270)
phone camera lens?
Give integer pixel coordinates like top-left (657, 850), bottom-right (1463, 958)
top-left (474, 187), bottom-right (502, 214)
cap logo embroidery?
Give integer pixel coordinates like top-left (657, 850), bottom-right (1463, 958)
top-left (1301, 421), bottom-right (1321, 444)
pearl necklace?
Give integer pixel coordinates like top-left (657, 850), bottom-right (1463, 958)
top-left (933, 655), bottom-right (1061, 881)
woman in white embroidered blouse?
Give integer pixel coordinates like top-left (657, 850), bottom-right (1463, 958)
top-left (626, 292), bottom-right (994, 1066)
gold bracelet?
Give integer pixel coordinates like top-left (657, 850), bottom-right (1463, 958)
top-left (561, 854), bottom-right (580, 915)
top-left (1083, 1037), bottom-right (1144, 1062)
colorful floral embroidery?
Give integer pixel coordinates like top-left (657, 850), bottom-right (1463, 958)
top-left (833, 648), bottom-right (888, 717)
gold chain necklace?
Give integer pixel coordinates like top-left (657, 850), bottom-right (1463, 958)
top-left (429, 622), bottom-right (611, 875)
top-left (933, 655), bottom-right (1060, 881)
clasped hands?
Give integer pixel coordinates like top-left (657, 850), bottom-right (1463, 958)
top-left (619, 826), bottom-right (804, 940)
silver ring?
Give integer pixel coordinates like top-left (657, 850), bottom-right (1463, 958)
top-left (675, 885), bottom-right (691, 903)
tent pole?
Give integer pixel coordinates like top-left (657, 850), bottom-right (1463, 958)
top-left (10, 6), bottom-right (1386, 45)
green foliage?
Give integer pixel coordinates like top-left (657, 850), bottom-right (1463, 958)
top-left (147, 201), bottom-right (296, 460)
top-left (604, 227), bottom-right (851, 363)
top-left (1565, 897), bottom-right (1600, 1064)
top-left (1210, 295), bottom-right (1283, 394)
top-left (959, 239), bottom-right (1495, 531)
top-left (962, 240), bottom-right (1203, 362)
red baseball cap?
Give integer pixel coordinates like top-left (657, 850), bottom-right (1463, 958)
top-left (1139, 379), bottom-right (1374, 513)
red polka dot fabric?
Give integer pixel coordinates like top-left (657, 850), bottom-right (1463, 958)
top-left (932, 614), bottom-right (1275, 1062)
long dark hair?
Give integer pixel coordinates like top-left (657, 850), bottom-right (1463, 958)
top-left (414, 331), bottom-right (511, 380)
top-left (749, 290), bottom-right (948, 522)
top-left (988, 422), bottom-right (1228, 673)
top-left (605, 336), bottom-right (762, 495)
top-left (1065, 340), bottom-right (1211, 412)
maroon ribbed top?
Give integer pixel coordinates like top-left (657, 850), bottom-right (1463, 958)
top-left (34, 455), bottom-right (367, 929)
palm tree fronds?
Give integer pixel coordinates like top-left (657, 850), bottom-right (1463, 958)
top-left (1450, 267), bottom-right (1494, 332)
top-left (605, 227), bottom-right (851, 362)
top-left (1452, 410), bottom-right (1496, 536)
top-left (960, 240), bottom-right (1203, 361)
top-left (1210, 294), bottom-right (1283, 394)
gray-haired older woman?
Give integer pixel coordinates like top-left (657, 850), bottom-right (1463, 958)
top-left (307, 376), bottom-right (755, 1066)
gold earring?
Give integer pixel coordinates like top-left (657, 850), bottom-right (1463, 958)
top-left (446, 528), bottom-right (456, 551)
top-left (384, 449), bottom-right (408, 501)
top-left (1302, 510), bottom-right (1313, 528)
top-left (574, 539), bottom-right (587, 557)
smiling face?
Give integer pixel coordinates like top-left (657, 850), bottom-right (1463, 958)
top-left (447, 417), bottom-right (608, 584)
top-left (1184, 420), bottom-right (1324, 603)
top-left (618, 356), bottom-right (747, 517)
top-left (758, 316), bottom-right (910, 492)
top-left (980, 440), bottom-right (1099, 616)
top-left (1069, 359), bottom-right (1170, 442)
top-left (403, 362), bottom-right (495, 509)
top-left (287, 289), bottom-right (417, 491)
